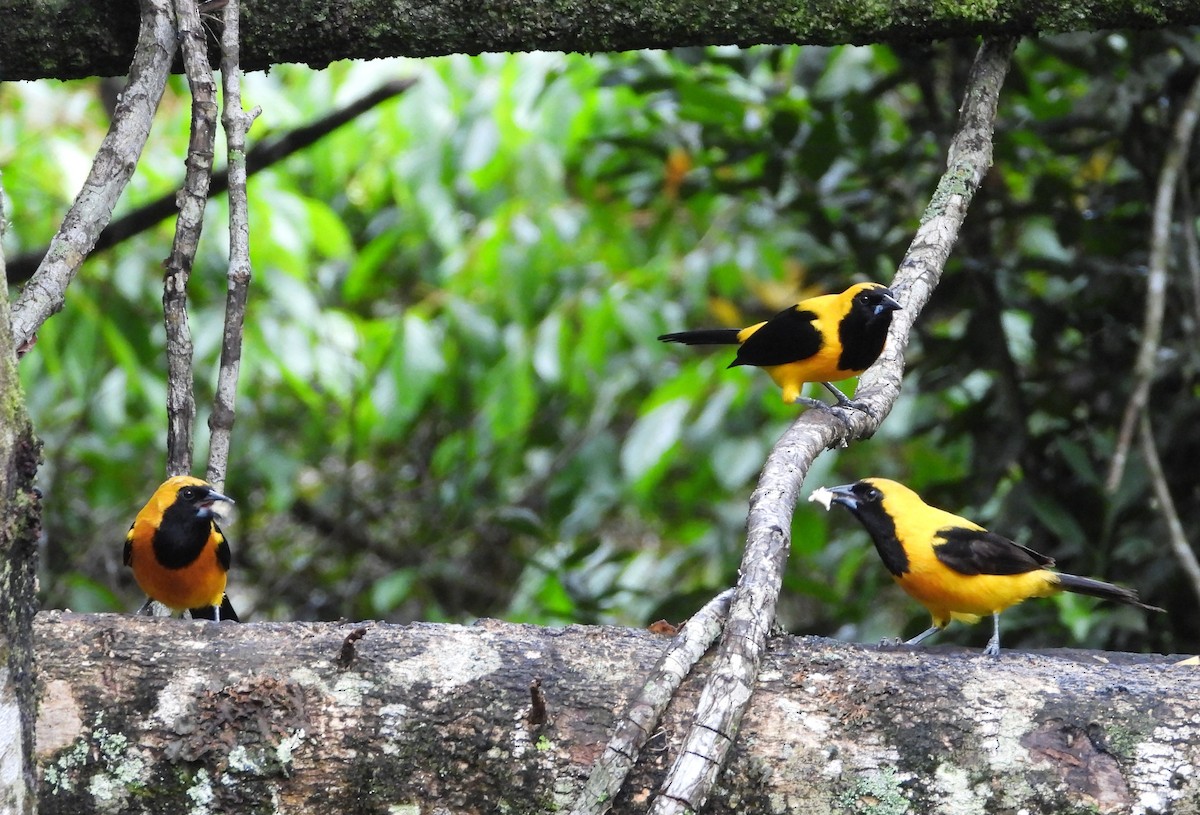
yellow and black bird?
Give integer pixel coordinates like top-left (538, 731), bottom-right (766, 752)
top-left (814, 478), bottom-right (1162, 655)
top-left (658, 282), bottom-right (901, 407)
top-left (123, 475), bottom-right (239, 622)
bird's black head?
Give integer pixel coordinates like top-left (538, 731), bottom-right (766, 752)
top-left (850, 285), bottom-right (902, 324)
top-left (175, 482), bottom-right (234, 520)
top-left (820, 478), bottom-right (908, 575)
top-left (824, 480), bottom-right (886, 516)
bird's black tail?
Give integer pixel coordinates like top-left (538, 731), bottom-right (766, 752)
top-left (190, 594), bottom-right (240, 622)
top-left (1056, 573), bottom-right (1164, 612)
top-left (658, 328), bottom-right (741, 345)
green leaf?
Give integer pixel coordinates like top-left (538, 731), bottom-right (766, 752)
top-left (1027, 493), bottom-right (1087, 546)
top-left (371, 569), bottom-right (417, 614)
top-left (709, 437), bottom-right (766, 490)
top-left (620, 398), bottom-right (690, 483)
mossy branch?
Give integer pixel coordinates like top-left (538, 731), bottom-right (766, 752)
top-left (4, 0), bottom-right (1200, 81)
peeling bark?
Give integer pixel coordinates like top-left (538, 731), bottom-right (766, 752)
top-left (35, 612), bottom-right (1200, 814)
top-left (4, 0), bottom-right (1200, 81)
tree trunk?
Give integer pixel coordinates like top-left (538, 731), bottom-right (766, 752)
top-left (0, 177), bottom-right (43, 815)
top-left (5, 0), bottom-right (1200, 81)
top-left (35, 612), bottom-right (1199, 814)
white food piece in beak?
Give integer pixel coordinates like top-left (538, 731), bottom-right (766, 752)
top-left (808, 486), bottom-right (835, 511)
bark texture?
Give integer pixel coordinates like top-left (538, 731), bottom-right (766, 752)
top-left (35, 612), bottom-right (1200, 814)
top-left (4, 0), bottom-right (1200, 81)
top-left (0, 441), bottom-right (39, 815)
top-left (0, 181), bottom-right (43, 815)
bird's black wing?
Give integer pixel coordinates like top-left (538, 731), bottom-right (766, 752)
top-left (732, 307), bottom-right (823, 368)
top-left (932, 526), bottom-right (1055, 576)
top-left (214, 525), bottom-right (232, 572)
top-left (122, 523), bottom-right (134, 566)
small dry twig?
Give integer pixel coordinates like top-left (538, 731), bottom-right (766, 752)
top-left (9, 0), bottom-right (177, 350)
top-left (336, 626), bottom-right (369, 670)
top-left (1139, 417), bottom-right (1200, 604)
top-left (206, 0), bottom-right (261, 492)
top-left (1105, 71), bottom-right (1200, 494)
top-left (527, 678), bottom-right (548, 728)
top-left (1179, 170), bottom-right (1200, 345)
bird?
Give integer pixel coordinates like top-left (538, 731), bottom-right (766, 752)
top-left (657, 281), bottom-right (901, 408)
top-left (123, 475), bottom-right (239, 622)
top-left (811, 477), bottom-right (1163, 655)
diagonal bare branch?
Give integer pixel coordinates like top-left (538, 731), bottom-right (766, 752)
top-left (1138, 416), bottom-right (1200, 604)
top-left (1105, 70), bottom-right (1200, 495)
top-left (205, 0), bottom-right (261, 493)
top-left (644, 37), bottom-right (1017, 815)
top-left (9, 0), bottom-right (177, 351)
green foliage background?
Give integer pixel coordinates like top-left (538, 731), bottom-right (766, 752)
top-left (4, 34), bottom-right (1198, 653)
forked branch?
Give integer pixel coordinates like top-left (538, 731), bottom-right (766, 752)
top-left (206, 0), bottom-right (260, 493)
top-left (566, 37), bottom-right (1017, 815)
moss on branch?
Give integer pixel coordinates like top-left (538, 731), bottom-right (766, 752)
top-left (3, 0), bottom-right (1200, 81)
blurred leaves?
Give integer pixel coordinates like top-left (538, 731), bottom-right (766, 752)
top-left (4, 35), bottom-right (1198, 653)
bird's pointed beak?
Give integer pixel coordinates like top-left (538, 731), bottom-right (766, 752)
top-left (824, 483), bottom-right (860, 510)
top-left (875, 290), bottom-right (902, 316)
top-left (198, 488), bottom-right (234, 514)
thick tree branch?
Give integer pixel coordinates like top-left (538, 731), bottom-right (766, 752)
top-left (206, 0), bottom-right (260, 493)
top-left (641, 37), bottom-right (1016, 815)
top-left (1105, 70), bottom-right (1200, 494)
top-left (8, 0), bottom-right (176, 351)
top-left (4, 0), bottom-right (1199, 81)
top-left (33, 613), bottom-right (1200, 814)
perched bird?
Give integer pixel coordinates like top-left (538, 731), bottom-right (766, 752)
top-left (811, 478), bottom-right (1162, 655)
top-left (123, 475), bottom-right (239, 622)
top-left (658, 282), bottom-right (901, 408)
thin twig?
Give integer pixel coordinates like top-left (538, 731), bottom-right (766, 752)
top-left (9, 0), bottom-right (177, 350)
top-left (645, 37), bottom-right (1016, 815)
top-left (1139, 416), bottom-right (1200, 604)
top-left (163, 0), bottom-right (220, 477)
top-left (1105, 71), bottom-right (1200, 495)
top-left (568, 589), bottom-right (734, 815)
top-left (1179, 169), bottom-right (1200, 343)
top-left (206, 0), bottom-right (260, 493)
top-left (4, 80), bottom-right (416, 286)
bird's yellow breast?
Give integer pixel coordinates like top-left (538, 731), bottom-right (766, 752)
top-left (764, 346), bottom-right (850, 403)
top-left (894, 559), bottom-right (1058, 626)
top-left (882, 486), bottom-right (1059, 626)
top-left (127, 519), bottom-right (229, 611)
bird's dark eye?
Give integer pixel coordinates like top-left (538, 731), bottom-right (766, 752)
top-left (856, 484), bottom-right (882, 502)
top-left (179, 486), bottom-right (198, 500)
